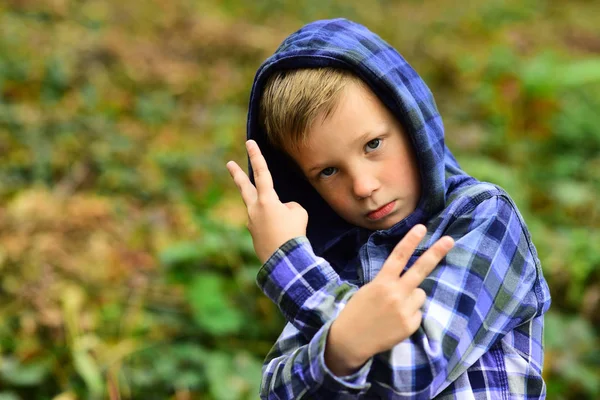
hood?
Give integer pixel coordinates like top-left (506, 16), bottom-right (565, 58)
top-left (246, 18), bottom-right (471, 255)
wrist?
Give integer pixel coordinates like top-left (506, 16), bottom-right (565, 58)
top-left (258, 236), bottom-right (303, 264)
top-left (325, 319), bottom-right (371, 376)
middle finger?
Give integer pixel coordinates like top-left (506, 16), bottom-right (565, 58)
top-left (246, 140), bottom-right (278, 200)
top-left (226, 161), bottom-right (257, 206)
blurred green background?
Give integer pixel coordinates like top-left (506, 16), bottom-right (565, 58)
top-left (0, 0), bottom-right (599, 399)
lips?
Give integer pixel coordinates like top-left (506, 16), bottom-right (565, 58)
top-left (366, 200), bottom-right (396, 220)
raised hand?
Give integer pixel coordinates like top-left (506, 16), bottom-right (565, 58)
top-left (325, 224), bottom-right (455, 376)
top-left (226, 140), bottom-right (309, 263)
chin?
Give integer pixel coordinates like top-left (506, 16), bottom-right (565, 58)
top-left (375, 221), bottom-right (399, 230)
top-left (369, 213), bottom-right (407, 230)
top-left (357, 218), bottom-right (398, 231)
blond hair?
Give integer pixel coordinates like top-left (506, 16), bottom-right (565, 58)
top-left (260, 68), bottom-right (364, 151)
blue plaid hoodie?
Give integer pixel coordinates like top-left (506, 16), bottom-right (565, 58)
top-left (246, 18), bottom-right (551, 399)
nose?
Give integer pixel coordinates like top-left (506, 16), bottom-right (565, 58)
top-left (351, 171), bottom-right (380, 200)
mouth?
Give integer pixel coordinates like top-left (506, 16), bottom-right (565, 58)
top-left (366, 200), bottom-right (396, 221)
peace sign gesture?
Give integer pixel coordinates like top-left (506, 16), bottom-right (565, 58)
top-left (325, 225), bottom-right (455, 375)
top-left (226, 140), bottom-right (308, 263)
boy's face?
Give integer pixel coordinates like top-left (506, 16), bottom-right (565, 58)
top-left (290, 81), bottom-right (421, 231)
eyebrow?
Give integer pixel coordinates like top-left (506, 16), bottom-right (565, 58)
top-left (308, 163), bottom-right (331, 174)
top-left (307, 126), bottom-right (388, 173)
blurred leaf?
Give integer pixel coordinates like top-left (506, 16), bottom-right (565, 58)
top-left (545, 312), bottom-right (600, 397)
top-left (562, 364), bottom-right (600, 395)
top-left (159, 241), bottom-right (204, 269)
top-left (545, 312), bottom-right (594, 350)
top-left (52, 393), bottom-right (77, 400)
top-left (521, 53), bottom-right (559, 96)
top-left (186, 273), bottom-right (243, 336)
top-left (560, 59), bottom-right (600, 87)
top-left (0, 357), bottom-right (52, 386)
top-left (123, 343), bottom-right (209, 392)
top-left (0, 393), bottom-right (21, 400)
top-left (205, 351), bottom-right (262, 400)
top-left (551, 181), bottom-right (596, 208)
top-left (232, 352), bottom-right (263, 396)
top-left (522, 55), bottom-right (600, 96)
top-left (73, 350), bottom-right (103, 397)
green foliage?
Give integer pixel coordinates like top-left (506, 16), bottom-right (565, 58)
top-left (0, 356), bottom-right (53, 386)
top-left (122, 343), bottom-right (261, 399)
top-left (545, 312), bottom-right (600, 398)
top-left (187, 272), bottom-right (244, 336)
top-left (0, 0), bottom-right (599, 398)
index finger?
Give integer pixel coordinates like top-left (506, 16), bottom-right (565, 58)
top-left (377, 224), bottom-right (428, 280)
top-left (399, 236), bottom-right (454, 291)
top-left (246, 140), bottom-right (277, 200)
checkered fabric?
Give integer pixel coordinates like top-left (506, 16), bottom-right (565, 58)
top-left (246, 19), bottom-right (551, 399)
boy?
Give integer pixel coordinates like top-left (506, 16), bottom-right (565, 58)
top-left (227, 19), bottom-right (551, 399)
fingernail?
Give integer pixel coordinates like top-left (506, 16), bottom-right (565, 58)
top-left (441, 236), bottom-right (455, 249)
top-left (413, 224), bottom-right (426, 236)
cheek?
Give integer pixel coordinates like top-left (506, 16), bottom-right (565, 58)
top-left (318, 186), bottom-right (353, 214)
top-left (386, 158), bottom-right (417, 187)
top-left (387, 169), bottom-right (407, 186)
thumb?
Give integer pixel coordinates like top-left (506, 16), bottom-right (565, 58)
top-left (284, 201), bottom-right (304, 211)
top-left (285, 201), bottom-right (309, 225)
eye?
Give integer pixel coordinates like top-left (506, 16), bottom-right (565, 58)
top-left (365, 138), bottom-right (381, 152)
top-left (319, 167), bottom-right (337, 178)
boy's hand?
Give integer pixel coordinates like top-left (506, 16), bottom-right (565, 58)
top-left (226, 140), bottom-right (308, 263)
top-left (325, 225), bottom-right (454, 376)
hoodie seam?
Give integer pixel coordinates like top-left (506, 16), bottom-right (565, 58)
top-left (495, 193), bottom-right (547, 317)
top-left (453, 190), bottom-right (546, 317)
top-left (492, 343), bottom-right (510, 400)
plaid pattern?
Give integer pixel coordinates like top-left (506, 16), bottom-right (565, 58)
top-left (257, 189), bottom-right (550, 399)
top-left (247, 19), bottom-right (551, 399)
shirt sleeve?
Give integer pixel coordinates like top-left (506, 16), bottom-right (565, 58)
top-left (259, 321), bottom-right (373, 399)
top-left (257, 235), bottom-right (359, 340)
top-left (257, 195), bottom-right (549, 398)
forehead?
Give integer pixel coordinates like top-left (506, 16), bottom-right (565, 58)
top-left (290, 82), bottom-right (392, 167)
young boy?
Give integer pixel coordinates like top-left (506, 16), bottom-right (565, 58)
top-left (227, 19), bottom-right (551, 399)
